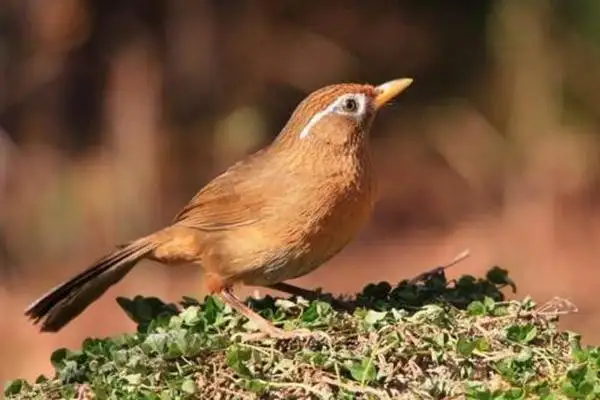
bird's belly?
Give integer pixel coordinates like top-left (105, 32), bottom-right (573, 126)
top-left (235, 240), bottom-right (347, 287)
top-left (240, 255), bottom-right (322, 286)
top-left (225, 190), bottom-right (373, 286)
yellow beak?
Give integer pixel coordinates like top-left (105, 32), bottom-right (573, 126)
top-left (373, 78), bottom-right (413, 109)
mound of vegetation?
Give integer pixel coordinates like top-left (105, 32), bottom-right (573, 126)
top-left (5, 265), bottom-right (597, 399)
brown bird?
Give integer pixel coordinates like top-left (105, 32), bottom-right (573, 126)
top-left (25, 78), bottom-right (413, 338)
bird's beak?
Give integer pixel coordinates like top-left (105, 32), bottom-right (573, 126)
top-left (373, 78), bottom-right (413, 110)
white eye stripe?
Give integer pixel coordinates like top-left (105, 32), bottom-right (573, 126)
top-left (299, 101), bottom-right (337, 139)
top-left (299, 93), bottom-right (368, 139)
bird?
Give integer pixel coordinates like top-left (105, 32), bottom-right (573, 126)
top-left (25, 78), bottom-right (413, 338)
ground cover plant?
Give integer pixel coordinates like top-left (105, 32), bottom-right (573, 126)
top-left (5, 261), bottom-right (597, 399)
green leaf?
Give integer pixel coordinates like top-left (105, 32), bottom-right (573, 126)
top-left (468, 301), bottom-right (486, 316)
top-left (245, 379), bottom-right (268, 394)
top-left (301, 301), bottom-right (332, 324)
top-left (457, 337), bottom-right (478, 357)
top-left (348, 359), bottom-right (377, 384)
top-left (561, 379), bottom-right (594, 398)
top-left (506, 324), bottom-right (537, 344)
top-left (50, 348), bottom-right (69, 369)
top-left (226, 346), bottom-right (252, 377)
top-left (566, 365), bottom-right (588, 386)
top-left (491, 305), bottom-right (509, 317)
top-left (515, 348), bottom-right (533, 363)
top-left (476, 337), bottom-right (491, 352)
top-left (465, 383), bottom-right (492, 399)
top-left (361, 282), bottom-right (392, 299)
top-left (274, 299), bottom-right (299, 312)
top-left (203, 296), bottom-right (224, 325)
top-left (496, 358), bottom-right (515, 379)
top-left (503, 387), bottom-right (526, 399)
top-left (124, 373), bottom-right (142, 385)
top-left (456, 275), bottom-right (477, 289)
top-left (486, 267), bottom-right (517, 293)
top-left (483, 296), bottom-right (495, 308)
top-left (4, 380), bottom-right (25, 396)
top-left (181, 306), bottom-right (201, 326)
top-left (364, 310), bottom-right (387, 325)
top-left (181, 378), bottom-right (197, 394)
top-left (522, 325), bottom-right (538, 343)
top-left (142, 332), bottom-right (168, 355)
top-left (532, 380), bottom-right (551, 397)
top-left (301, 302), bottom-right (319, 322)
top-left (116, 296), bottom-right (178, 326)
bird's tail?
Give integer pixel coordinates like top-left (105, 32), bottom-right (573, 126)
top-left (25, 236), bottom-right (159, 332)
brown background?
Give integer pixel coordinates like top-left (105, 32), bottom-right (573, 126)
top-left (2, 0), bottom-right (600, 384)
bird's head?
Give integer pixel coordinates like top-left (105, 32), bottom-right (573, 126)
top-left (273, 78), bottom-right (413, 153)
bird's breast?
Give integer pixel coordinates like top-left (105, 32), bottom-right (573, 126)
top-left (225, 157), bottom-right (375, 285)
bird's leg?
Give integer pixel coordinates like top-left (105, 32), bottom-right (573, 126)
top-left (218, 288), bottom-right (283, 335)
top-left (218, 287), bottom-right (324, 340)
top-left (265, 282), bottom-right (355, 311)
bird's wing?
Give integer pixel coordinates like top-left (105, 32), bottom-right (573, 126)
top-left (172, 153), bottom-right (270, 231)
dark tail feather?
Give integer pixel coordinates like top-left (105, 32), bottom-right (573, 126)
top-left (25, 237), bottom-right (158, 332)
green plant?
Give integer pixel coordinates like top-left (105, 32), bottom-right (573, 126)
top-left (5, 267), bottom-right (596, 399)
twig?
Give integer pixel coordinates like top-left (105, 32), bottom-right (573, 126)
top-left (260, 380), bottom-right (330, 398)
top-left (76, 384), bottom-right (91, 400)
top-left (536, 297), bottom-right (578, 315)
top-left (408, 249), bottom-right (471, 284)
top-left (321, 376), bottom-right (391, 399)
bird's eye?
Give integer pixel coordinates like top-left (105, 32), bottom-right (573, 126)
top-left (341, 97), bottom-right (359, 113)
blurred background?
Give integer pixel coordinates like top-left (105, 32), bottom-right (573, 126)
top-left (2, 0), bottom-right (600, 383)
